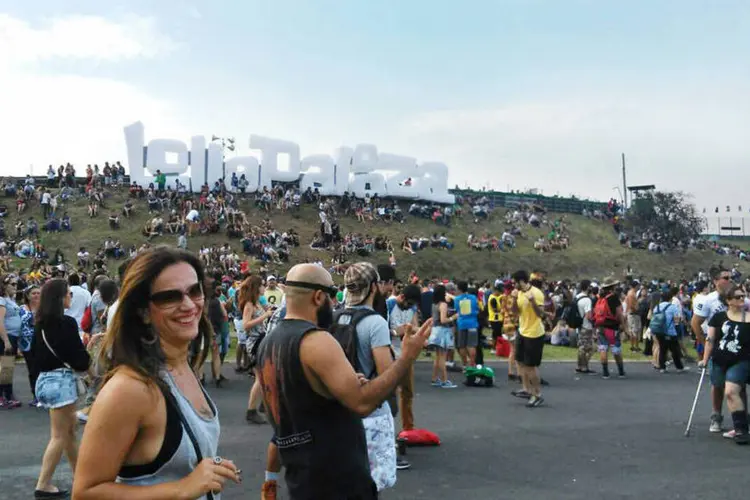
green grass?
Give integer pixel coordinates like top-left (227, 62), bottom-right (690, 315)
top-left (219, 330), bottom-right (699, 365)
top-left (9, 190), bottom-right (748, 281)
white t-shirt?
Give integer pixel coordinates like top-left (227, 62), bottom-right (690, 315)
top-left (576, 292), bottom-right (593, 330)
top-left (107, 299), bottom-right (119, 327)
top-left (186, 209), bottom-right (200, 222)
top-left (693, 291), bottom-right (725, 334)
top-left (41, 192), bottom-right (51, 205)
top-left (65, 285), bottom-right (92, 330)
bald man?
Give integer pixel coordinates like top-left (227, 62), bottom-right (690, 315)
top-left (256, 264), bottom-right (433, 499)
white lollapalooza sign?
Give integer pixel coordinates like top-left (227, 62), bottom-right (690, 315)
top-left (123, 121), bottom-right (455, 204)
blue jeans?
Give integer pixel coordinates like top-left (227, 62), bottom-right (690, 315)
top-left (216, 323), bottom-right (230, 359)
top-left (710, 359), bottom-right (750, 387)
top-left (36, 368), bottom-right (79, 409)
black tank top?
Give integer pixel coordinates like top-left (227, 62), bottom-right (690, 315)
top-left (256, 319), bottom-right (376, 500)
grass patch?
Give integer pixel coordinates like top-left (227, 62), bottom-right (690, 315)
top-left (11, 191), bottom-right (748, 281)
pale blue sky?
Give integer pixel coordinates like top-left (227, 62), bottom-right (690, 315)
top-left (1, 1), bottom-right (749, 220)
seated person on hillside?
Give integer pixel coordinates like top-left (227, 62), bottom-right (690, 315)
top-left (534, 237), bottom-right (550, 252)
top-left (529, 213), bottom-right (541, 228)
top-left (44, 217), bottom-right (60, 232)
top-left (122, 199), bottom-right (134, 218)
top-left (77, 248), bottom-right (90, 267)
top-left (59, 185), bottom-right (72, 202)
top-left (14, 220), bottom-right (23, 238)
top-left (26, 218), bottom-right (38, 236)
top-left (147, 193), bottom-right (160, 212)
top-left (142, 222), bottom-right (159, 240)
top-left (88, 197), bottom-right (99, 217)
top-left (472, 204), bottom-right (489, 221)
top-left (16, 238), bottom-right (34, 259)
top-left (16, 194), bottom-right (26, 213)
top-left (439, 234), bottom-right (453, 249)
top-left (4, 182), bottom-right (16, 197)
top-left (61, 213), bottom-right (72, 231)
top-left (0, 204), bottom-right (7, 218)
top-left (401, 236), bottom-right (416, 255)
top-left (109, 213), bottom-right (120, 229)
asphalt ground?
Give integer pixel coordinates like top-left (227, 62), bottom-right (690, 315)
top-left (0, 360), bottom-right (746, 499)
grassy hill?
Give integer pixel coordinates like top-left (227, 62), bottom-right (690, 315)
top-left (13, 191), bottom-right (749, 281)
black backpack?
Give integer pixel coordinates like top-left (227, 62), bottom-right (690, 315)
top-left (330, 308), bottom-right (381, 377)
top-left (563, 296), bottom-right (586, 329)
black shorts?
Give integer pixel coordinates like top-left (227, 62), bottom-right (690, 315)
top-left (515, 335), bottom-right (545, 367)
top-left (490, 322), bottom-right (503, 340)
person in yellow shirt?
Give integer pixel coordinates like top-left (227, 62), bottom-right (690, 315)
top-left (510, 270), bottom-right (546, 408)
top-left (263, 275), bottom-right (284, 306)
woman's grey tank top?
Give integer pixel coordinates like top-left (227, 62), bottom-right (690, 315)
top-left (116, 371), bottom-right (221, 499)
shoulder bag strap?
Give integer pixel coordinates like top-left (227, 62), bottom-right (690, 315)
top-left (161, 385), bottom-right (215, 500)
top-left (41, 328), bottom-right (72, 370)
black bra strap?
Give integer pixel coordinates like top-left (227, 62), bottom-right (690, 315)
top-left (161, 385), bottom-right (215, 500)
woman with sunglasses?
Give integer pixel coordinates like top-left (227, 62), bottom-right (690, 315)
top-left (33, 278), bottom-right (90, 498)
top-left (240, 275), bottom-right (274, 424)
top-left (73, 246), bottom-right (239, 500)
top-left (700, 284), bottom-right (750, 444)
top-left (0, 273), bottom-right (24, 408)
top-left (19, 285), bottom-right (41, 406)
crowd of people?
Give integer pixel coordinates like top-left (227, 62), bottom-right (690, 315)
top-left (2, 167), bottom-right (750, 499)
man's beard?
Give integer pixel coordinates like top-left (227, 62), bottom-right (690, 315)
top-left (316, 297), bottom-right (334, 330)
top-left (372, 289), bottom-right (388, 320)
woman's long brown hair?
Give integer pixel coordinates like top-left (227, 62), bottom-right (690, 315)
top-left (99, 246), bottom-right (213, 389)
top-left (238, 275), bottom-right (263, 313)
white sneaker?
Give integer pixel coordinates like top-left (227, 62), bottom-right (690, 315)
top-left (76, 410), bottom-right (89, 423)
top-left (723, 429), bottom-right (737, 439)
top-left (709, 414), bottom-right (723, 433)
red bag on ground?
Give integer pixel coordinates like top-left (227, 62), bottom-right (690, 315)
top-left (495, 337), bottom-right (511, 357)
top-left (398, 429), bottom-right (441, 447)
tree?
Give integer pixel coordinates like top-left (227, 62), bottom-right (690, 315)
top-left (627, 191), bottom-right (704, 246)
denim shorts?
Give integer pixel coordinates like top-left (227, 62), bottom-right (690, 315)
top-left (36, 368), bottom-right (79, 409)
top-left (597, 328), bottom-right (622, 355)
top-left (428, 326), bottom-right (454, 351)
top-left (710, 359), bottom-right (750, 387)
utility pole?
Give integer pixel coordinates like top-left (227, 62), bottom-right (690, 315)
top-left (621, 153), bottom-right (628, 209)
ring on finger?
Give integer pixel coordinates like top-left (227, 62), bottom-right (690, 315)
top-left (213, 456), bottom-right (223, 465)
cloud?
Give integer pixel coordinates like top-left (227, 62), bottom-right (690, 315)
top-left (0, 13), bottom-right (177, 65)
top-left (0, 13), bottom-right (184, 173)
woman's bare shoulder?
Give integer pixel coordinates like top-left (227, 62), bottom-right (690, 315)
top-left (99, 367), bottom-right (162, 409)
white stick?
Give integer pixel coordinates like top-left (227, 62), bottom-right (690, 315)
top-left (685, 367), bottom-right (707, 437)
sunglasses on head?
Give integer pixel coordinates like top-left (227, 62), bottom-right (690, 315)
top-left (149, 283), bottom-right (204, 308)
top-left (285, 280), bottom-right (337, 298)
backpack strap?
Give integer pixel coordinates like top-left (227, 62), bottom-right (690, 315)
top-left (333, 307), bottom-right (381, 376)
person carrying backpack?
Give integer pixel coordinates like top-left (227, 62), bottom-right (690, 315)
top-left (650, 289), bottom-right (687, 373)
top-left (592, 277), bottom-right (627, 379)
top-left (331, 262), bottom-right (402, 486)
top-left (571, 280), bottom-right (595, 374)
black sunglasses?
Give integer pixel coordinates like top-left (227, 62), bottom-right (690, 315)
top-left (285, 280), bottom-right (337, 298)
top-left (732, 294), bottom-right (746, 300)
top-left (149, 283), bottom-right (204, 308)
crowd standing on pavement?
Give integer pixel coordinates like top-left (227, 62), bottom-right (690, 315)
top-left (1, 167), bottom-right (749, 499)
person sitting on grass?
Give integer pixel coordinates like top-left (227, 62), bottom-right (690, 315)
top-left (108, 213), bottom-right (120, 230)
top-left (61, 213), bottom-right (71, 232)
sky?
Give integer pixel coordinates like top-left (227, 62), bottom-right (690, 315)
top-left (1, 0), bottom-right (749, 222)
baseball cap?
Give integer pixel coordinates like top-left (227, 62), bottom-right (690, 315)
top-left (345, 263), bottom-right (380, 306)
top-left (267, 275), bottom-right (277, 281)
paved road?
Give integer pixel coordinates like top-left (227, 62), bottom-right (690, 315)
top-left (0, 361), bottom-right (744, 499)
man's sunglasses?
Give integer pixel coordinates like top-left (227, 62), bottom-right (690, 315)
top-left (285, 280), bottom-right (338, 298)
top-left (149, 283), bottom-right (204, 308)
top-left (732, 294), bottom-right (746, 300)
